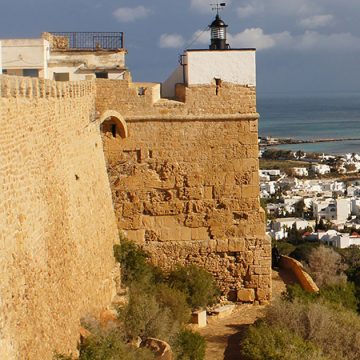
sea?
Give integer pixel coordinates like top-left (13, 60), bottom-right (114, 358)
top-left (257, 92), bottom-right (360, 155)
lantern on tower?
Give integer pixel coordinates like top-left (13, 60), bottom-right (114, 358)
top-left (209, 3), bottom-right (229, 50)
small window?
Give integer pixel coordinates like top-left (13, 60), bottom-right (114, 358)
top-left (23, 69), bottom-right (39, 77)
top-left (2, 69), bottom-right (8, 74)
top-left (111, 124), bottom-right (117, 138)
top-left (138, 87), bottom-right (146, 96)
top-left (215, 78), bottom-right (222, 95)
top-left (54, 72), bottom-right (70, 81)
top-left (96, 72), bottom-right (108, 79)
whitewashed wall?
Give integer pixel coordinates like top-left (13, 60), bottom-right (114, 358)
top-left (1, 39), bottom-right (49, 76)
top-left (186, 50), bottom-right (256, 86)
top-left (162, 49), bottom-right (256, 98)
top-left (161, 65), bottom-right (184, 98)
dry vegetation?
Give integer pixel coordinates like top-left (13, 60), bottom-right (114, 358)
top-left (241, 245), bottom-right (360, 360)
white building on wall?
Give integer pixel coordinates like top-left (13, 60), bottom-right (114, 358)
top-left (0, 32), bottom-right (127, 81)
top-left (162, 13), bottom-right (256, 99)
top-left (0, 38), bottom-right (49, 78)
top-left (162, 48), bottom-right (256, 98)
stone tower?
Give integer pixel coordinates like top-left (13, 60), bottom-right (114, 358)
top-left (98, 11), bottom-right (271, 303)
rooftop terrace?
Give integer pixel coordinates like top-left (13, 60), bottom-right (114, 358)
top-left (46, 32), bottom-right (124, 51)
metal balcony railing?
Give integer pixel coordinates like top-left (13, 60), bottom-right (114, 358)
top-left (48, 32), bottom-right (124, 51)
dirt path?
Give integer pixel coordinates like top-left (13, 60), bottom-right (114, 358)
top-left (198, 270), bottom-right (292, 360)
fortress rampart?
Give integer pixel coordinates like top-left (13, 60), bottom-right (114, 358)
top-left (0, 75), bottom-right (119, 359)
top-left (97, 78), bottom-right (271, 301)
top-left (0, 70), bottom-right (271, 359)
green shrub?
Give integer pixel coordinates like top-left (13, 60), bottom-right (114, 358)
top-left (320, 283), bottom-right (358, 312)
top-left (241, 322), bottom-right (328, 360)
top-left (120, 282), bottom-right (190, 342)
top-left (275, 241), bottom-right (296, 256)
top-left (113, 237), bottom-right (162, 286)
top-left (174, 330), bottom-right (206, 360)
top-left (243, 298), bottom-right (360, 360)
top-left (284, 284), bottom-right (318, 304)
top-left (155, 283), bottom-right (191, 326)
top-left (168, 265), bottom-right (219, 309)
top-left (79, 329), bottom-right (154, 360)
top-left (285, 283), bottom-right (358, 312)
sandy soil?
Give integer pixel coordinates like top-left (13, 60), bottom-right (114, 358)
top-left (198, 269), bottom-right (294, 360)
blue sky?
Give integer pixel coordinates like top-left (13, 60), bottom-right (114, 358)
top-left (2, 0), bottom-right (360, 94)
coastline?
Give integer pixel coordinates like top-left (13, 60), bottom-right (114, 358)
top-left (260, 137), bottom-right (360, 147)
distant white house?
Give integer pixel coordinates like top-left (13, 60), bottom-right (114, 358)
top-left (260, 182), bottom-right (276, 198)
top-left (303, 197), bottom-right (313, 209)
top-left (347, 185), bottom-right (360, 197)
top-left (272, 217), bottom-right (309, 232)
top-left (259, 169), bottom-right (281, 177)
top-left (345, 153), bottom-right (360, 162)
top-left (319, 230), bottom-right (360, 249)
top-left (313, 198), bottom-right (351, 223)
top-left (259, 172), bottom-right (270, 182)
top-left (320, 154), bottom-right (335, 161)
top-left (322, 181), bottom-right (346, 194)
top-left (292, 167), bottom-right (308, 177)
top-left (269, 217), bottom-right (309, 240)
top-left (311, 164), bottom-right (331, 175)
top-left (351, 199), bottom-right (360, 215)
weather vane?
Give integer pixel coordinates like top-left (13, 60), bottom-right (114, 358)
top-left (210, 3), bottom-right (226, 15)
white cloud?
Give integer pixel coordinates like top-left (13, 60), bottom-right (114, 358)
top-left (190, 29), bottom-right (210, 45)
top-left (113, 6), bottom-right (152, 23)
top-left (299, 14), bottom-right (334, 29)
top-left (188, 26), bottom-right (360, 53)
top-left (236, 0), bottom-right (321, 19)
top-left (295, 31), bottom-right (360, 51)
top-left (237, 4), bottom-right (262, 18)
top-left (228, 28), bottom-right (275, 50)
top-left (159, 33), bottom-right (186, 49)
top-left (228, 28), bottom-right (291, 50)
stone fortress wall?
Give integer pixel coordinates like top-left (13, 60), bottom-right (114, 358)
top-left (0, 75), bottom-right (119, 359)
top-left (0, 64), bottom-right (271, 359)
top-left (96, 77), bottom-right (271, 302)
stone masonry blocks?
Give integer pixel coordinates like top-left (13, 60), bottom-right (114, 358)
top-left (99, 79), bottom-right (271, 303)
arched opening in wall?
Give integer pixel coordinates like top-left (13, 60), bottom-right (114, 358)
top-left (99, 111), bottom-right (128, 167)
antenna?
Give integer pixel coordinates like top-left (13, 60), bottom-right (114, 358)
top-left (210, 2), bottom-right (226, 15)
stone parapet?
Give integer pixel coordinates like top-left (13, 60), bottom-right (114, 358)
top-left (95, 79), bottom-right (257, 118)
top-left (0, 74), bottom-right (95, 99)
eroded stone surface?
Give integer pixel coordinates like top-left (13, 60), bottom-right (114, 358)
top-left (98, 79), bottom-right (271, 302)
